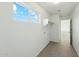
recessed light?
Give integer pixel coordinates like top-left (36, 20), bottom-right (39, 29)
top-left (53, 2), bottom-right (60, 4)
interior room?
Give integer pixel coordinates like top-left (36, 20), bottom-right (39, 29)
top-left (0, 2), bottom-right (79, 57)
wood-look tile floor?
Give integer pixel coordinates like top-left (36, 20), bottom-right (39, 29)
top-left (37, 32), bottom-right (78, 57)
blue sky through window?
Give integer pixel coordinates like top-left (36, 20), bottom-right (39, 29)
top-left (13, 3), bottom-right (29, 20)
top-left (13, 2), bottom-right (39, 22)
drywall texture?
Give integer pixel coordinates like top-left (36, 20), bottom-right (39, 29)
top-left (72, 4), bottom-right (79, 56)
top-left (48, 15), bottom-right (61, 42)
top-left (0, 3), bottom-right (49, 57)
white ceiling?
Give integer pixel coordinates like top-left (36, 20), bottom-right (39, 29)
top-left (37, 2), bottom-right (79, 19)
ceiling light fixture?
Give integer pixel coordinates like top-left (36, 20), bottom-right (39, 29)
top-left (53, 1), bottom-right (60, 4)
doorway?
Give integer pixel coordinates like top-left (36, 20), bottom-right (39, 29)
top-left (61, 19), bottom-right (71, 45)
top-left (70, 19), bottom-right (72, 45)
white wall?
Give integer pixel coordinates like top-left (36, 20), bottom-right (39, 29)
top-left (72, 4), bottom-right (79, 56)
top-left (0, 2), bottom-right (49, 57)
top-left (61, 19), bottom-right (70, 32)
top-left (48, 15), bottom-right (61, 42)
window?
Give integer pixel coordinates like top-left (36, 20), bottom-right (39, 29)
top-left (30, 10), bottom-right (39, 22)
top-left (13, 2), bottom-right (39, 23)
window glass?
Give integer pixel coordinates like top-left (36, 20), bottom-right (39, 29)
top-left (13, 2), bottom-right (39, 23)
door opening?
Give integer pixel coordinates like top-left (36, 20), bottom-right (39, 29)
top-left (61, 19), bottom-right (71, 45)
top-left (70, 19), bottom-right (72, 45)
